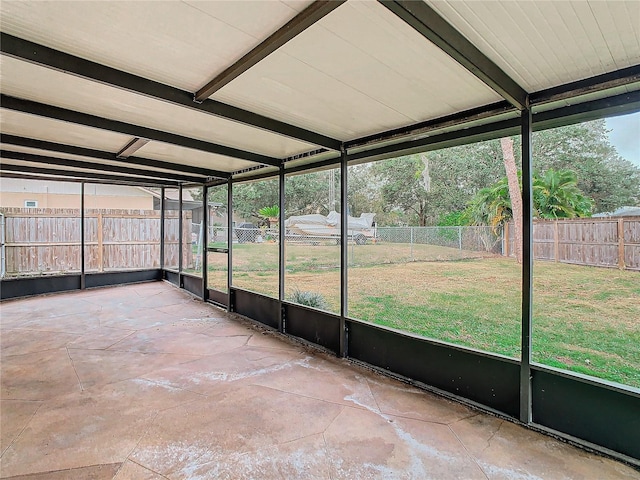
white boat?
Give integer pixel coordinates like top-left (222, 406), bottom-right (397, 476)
top-left (284, 211), bottom-right (376, 244)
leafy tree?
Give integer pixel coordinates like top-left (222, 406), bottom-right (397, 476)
top-left (424, 140), bottom-right (507, 223)
top-left (233, 179), bottom-right (279, 225)
top-left (284, 170), bottom-right (340, 216)
top-left (467, 177), bottom-right (513, 230)
top-left (222, 170), bottom-right (342, 225)
top-left (372, 154), bottom-right (432, 226)
top-left (532, 120), bottom-right (640, 212)
top-left (468, 168), bottom-right (594, 229)
top-left (437, 210), bottom-right (469, 226)
top-left (198, 119), bottom-right (638, 226)
top-left (534, 169), bottom-right (593, 219)
top-left (377, 120), bottom-right (638, 226)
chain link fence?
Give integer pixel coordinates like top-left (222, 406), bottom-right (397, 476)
top-left (212, 224), bottom-right (501, 303)
top-left (348, 226), bottom-right (500, 266)
top-left (220, 225), bottom-right (500, 267)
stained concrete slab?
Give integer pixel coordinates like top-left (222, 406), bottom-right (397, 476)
top-left (0, 400), bottom-right (42, 455)
top-left (1, 330), bottom-right (81, 358)
top-left (141, 345), bottom-right (306, 396)
top-left (66, 348), bottom-right (202, 390)
top-left (0, 464), bottom-right (121, 480)
top-left (323, 406), bottom-right (486, 479)
top-left (366, 375), bottom-right (474, 425)
top-left (0, 348), bottom-right (81, 401)
top-left (449, 414), bottom-right (640, 479)
top-left (66, 326), bottom-right (136, 350)
top-left (1, 282), bottom-right (638, 479)
top-left (130, 385), bottom-right (344, 478)
top-left (112, 460), bottom-right (165, 480)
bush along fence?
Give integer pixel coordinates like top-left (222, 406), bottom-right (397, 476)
top-left (0, 208), bottom-right (192, 277)
top-left (505, 216), bottom-right (640, 271)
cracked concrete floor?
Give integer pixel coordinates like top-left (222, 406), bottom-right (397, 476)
top-left (1, 282), bottom-right (638, 479)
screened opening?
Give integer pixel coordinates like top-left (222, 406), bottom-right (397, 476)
top-left (83, 183), bottom-right (160, 272)
top-left (0, 178), bottom-right (81, 278)
top-left (532, 113), bottom-right (640, 388)
top-left (162, 187), bottom-right (181, 271)
top-left (206, 183), bottom-right (229, 293)
top-left (284, 167), bottom-right (341, 314)
top-left (347, 138), bottom-right (524, 359)
top-left (231, 177), bottom-right (279, 298)
top-left (181, 186), bottom-right (203, 277)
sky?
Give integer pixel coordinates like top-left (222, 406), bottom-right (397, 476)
top-left (605, 111), bottom-right (640, 167)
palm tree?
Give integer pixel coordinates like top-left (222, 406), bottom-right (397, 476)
top-left (533, 169), bottom-right (593, 219)
top-left (468, 168), bottom-right (593, 228)
top-left (467, 177), bottom-right (513, 231)
top-left (258, 205), bottom-right (280, 228)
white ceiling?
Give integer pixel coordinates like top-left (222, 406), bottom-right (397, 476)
top-left (0, 56), bottom-right (316, 159)
top-left (0, 0), bottom-right (638, 183)
top-left (429, 0), bottom-right (640, 93)
top-left (0, 0), bottom-right (312, 92)
top-left (213, 1), bottom-right (503, 140)
top-left (1, 109), bottom-right (132, 152)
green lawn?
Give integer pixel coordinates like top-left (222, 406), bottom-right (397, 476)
top-left (207, 242), bottom-right (640, 388)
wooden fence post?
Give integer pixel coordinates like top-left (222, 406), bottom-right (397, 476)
top-left (554, 221), bottom-right (559, 263)
top-left (504, 222), bottom-right (510, 257)
top-left (97, 212), bottom-right (104, 272)
top-left (618, 218), bottom-right (625, 270)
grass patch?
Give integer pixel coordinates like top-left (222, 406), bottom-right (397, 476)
top-left (207, 242), bottom-right (639, 387)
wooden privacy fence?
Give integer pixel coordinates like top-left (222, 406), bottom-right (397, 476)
top-left (0, 208), bottom-right (192, 276)
top-left (505, 217), bottom-right (640, 271)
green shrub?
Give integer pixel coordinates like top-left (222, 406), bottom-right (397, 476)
top-left (288, 288), bottom-right (328, 310)
top-left (258, 205), bottom-right (280, 218)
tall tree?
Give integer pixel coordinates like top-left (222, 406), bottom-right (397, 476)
top-left (532, 120), bottom-right (640, 212)
top-left (420, 139), bottom-right (513, 225)
top-left (372, 154), bottom-right (432, 226)
top-left (500, 137), bottom-right (523, 263)
top-left (199, 119), bottom-right (638, 227)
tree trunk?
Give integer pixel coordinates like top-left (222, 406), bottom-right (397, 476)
top-left (419, 202), bottom-right (427, 226)
top-left (501, 137), bottom-right (523, 264)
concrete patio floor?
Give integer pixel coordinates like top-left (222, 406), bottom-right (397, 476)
top-left (0, 281), bottom-right (637, 479)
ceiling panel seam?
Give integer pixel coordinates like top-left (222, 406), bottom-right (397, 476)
top-left (0, 149), bottom-right (205, 184)
top-left (379, 0), bottom-right (528, 110)
top-left (0, 134), bottom-right (231, 179)
top-left (193, 0), bottom-right (346, 102)
top-left (0, 33), bottom-right (341, 151)
top-left (346, 89), bottom-right (640, 164)
top-left (0, 171), bottom-right (178, 188)
top-left (0, 94), bottom-right (281, 167)
top-left (0, 163), bottom-right (179, 186)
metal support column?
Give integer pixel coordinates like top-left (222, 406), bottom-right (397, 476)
top-left (178, 184), bottom-right (183, 287)
top-left (201, 185), bottom-right (208, 302)
top-left (80, 181), bottom-right (85, 290)
top-left (520, 107), bottom-right (533, 423)
top-left (227, 179), bottom-right (233, 312)
top-left (278, 164), bottom-right (286, 333)
top-left (160, 187), bottom-right (165, 271)
top-left (340, 146), bottom-right (348, 357)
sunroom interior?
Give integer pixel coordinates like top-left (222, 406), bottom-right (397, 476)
top-left (1, 0), bottom-right (639, 474)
